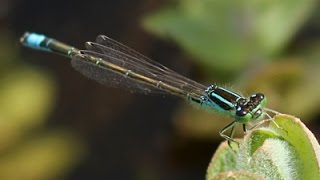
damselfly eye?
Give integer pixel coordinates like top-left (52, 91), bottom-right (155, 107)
top-left (250, 93), bottom-right (264, 102)
top-left (237, 110), bottom-right (248, 117)
top-left (236, 106), bottom-right (248, 117)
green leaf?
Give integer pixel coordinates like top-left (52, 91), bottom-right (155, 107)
top-left (207, 141), bottom-right (238, 176)
top-left (207, 114), bottom-right (320, 180)
top-left (209, 171), bottom-right (263, 180)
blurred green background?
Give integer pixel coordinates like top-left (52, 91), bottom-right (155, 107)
top-left (0, 0), bottom-right (319, 179)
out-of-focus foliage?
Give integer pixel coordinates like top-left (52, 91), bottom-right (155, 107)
top-left (144, 0), bottom-right (317, 72)
top-left (0, 31), bottom-right (84, 180)
top-left (207, 115), bottom-right (320, 180)
top-left (0, 131), bottom-right (84, 180)
top-left (143, 0), bottom-right (320, 139)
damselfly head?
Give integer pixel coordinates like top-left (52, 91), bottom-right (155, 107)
top-left (235, 93), bottom-right (267, 123)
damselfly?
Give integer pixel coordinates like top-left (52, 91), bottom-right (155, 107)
top-left (20, 32), bottom-right (280, 144)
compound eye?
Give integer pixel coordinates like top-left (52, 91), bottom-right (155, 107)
top-left (250, 93), bottom-right (264, 102)
top-left (236, 107), bottom-right (248, 117)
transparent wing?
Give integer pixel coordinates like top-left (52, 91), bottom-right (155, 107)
top-left (71, 35), bottom-right (207, 100)
top-left (72, 51), bottom-right (167, 94)
top-left (95, 35), bottom-right (206, 91)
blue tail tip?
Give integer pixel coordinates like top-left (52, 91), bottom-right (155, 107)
top-left (20, 32), bottom-right (46, 49)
